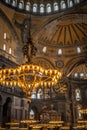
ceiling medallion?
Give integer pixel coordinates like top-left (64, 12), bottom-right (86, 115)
top-left (56, 60), bottom-right (64, 68)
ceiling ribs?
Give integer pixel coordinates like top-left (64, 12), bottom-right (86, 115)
top-left (75, 24), bottom-right (87, 37)
top-left (64, 26), bottom-right (66, 45)
top-left (68, 25), bottom-right (73, 44)
top-left (50, 26), bottom-right (61, 44)
top-left (71, 24), bottom-right (81, 43)
top-left (57, 26), bottom-right (63, 45)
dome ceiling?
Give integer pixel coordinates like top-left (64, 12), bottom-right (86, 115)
top-left (33, 14), bottom-right (87, 47)
top-left (0, 0), bottom-right (86, 16)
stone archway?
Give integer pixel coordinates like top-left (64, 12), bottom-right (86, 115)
top-left (2, 97), bottom-right (12, 127)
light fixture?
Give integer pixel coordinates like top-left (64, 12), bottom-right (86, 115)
top-left (0, 7), bottom-right (62, 102)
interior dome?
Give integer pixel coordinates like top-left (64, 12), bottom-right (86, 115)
top-left (33, 14), bottom-right (87, 47)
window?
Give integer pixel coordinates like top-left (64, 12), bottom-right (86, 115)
top-left (18, 0), bottom-right (24, 9)
top-left (29, 109), bottom-right (35, 119)
top-left (40, 4), bottom-right (44, 13)
top-left (77, 105), bottom-right (82, 119)
top-left (74, 73), bottom-right (78, 78)
top-left (68, 0), bottom-right (73, 7)
top-left (61, 1), bottom-right (66, 9)
top-left (77, 47), bottom-right (81, 53)
top-left (11, 0), bottom-right (16, 7)
top-left (31, 93), bottom-right (36, 99)
top-left (58, 49), bottom-right (62, 55)
top-left (42, 46), bottom-right (47, 53)
top-left (33, 4), bottom-right (37, 13)
top-left (25, 2), bottom-right (30, 11)
top-left (75, 0), bottom-right (80, 4)
top-left (5, 0), bottom-right (10, 4)
top-left (3, 44), bottom-right (6, 51)
top-left (54, 2), bottom-right (59, 11)
top-left (9, 48), bottom-right (12, 54)
top-left (75, 89), bottom-right (81, 101)
top-left (37, 89), bottom-right (42, 99)
top-left (46, 3), bottom-right (51, 13)
top-left (80, 72), bottom-right (84, 78)
top-left (4, 33), bottom-right (6, 40)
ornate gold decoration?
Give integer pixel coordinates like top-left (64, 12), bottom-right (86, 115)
top-left (0, 64), bottom-right (62, 101)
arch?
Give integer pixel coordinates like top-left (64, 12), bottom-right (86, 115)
top-left (54, 2), bottom-right (59, 11)
top-left (29, 106), bottom-right (39, 120)
top-left (64, 57), bottom-right (87, 77)
top-left (33, 3), bottom-right (37, 13)
top-left (46, 3), bottom-right (51, 13)
top-left (29, 109), bottom-right (35, 119)
top-left (4, 0), bottom-right (10, 4)
top-left (75, 0), bottom-right (80, 4)
top-left (60, 0), bottom-right (66, 9)
top-left (37, 89), bottom-right (42, 99)
top-left (40, 4), bottom-right (45, 13)
top-left (68, 0), bottom-right (73, 7)
top-left (18, 0), bottom-right (24, 9)
top-left (25, 1), bottom-right (30, 11)
top-left (11, 0), bottom-right (17, 7)
top-left (75, 89), bottom-right (81, 101)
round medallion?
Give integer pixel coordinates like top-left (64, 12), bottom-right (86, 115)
top-left (56, 60), bottom-right (64, 68)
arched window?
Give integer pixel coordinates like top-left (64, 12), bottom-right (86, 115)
top-left (29, 109), bottom-right (35, 119)
top-left (18, 0), bottom-right (24, 9)
top-left (11, 0), bottom-right (16, 7)
top-left (9, 48), bottom-right (12, 54)
top-left (68, 0), bottom-right (73, 7)
top-left (37, 89), bottom-right (42, 99)
top-left (46, 3), bottom-right (51, 13)
top-left (80, 72), bottom-right (84, 78)
top-left (33, 3), bottom-right (37, 13)
top-left (77, 47), bottom-right (81, 53)
top-left (77, 105), bottom-right (82, 119)
top-left (75, 0), bottom-right (80, 4)
top-left (54, 2), bottom-right (59, 11)
top-left (58, 48), bottom-right (62, 55)
top-left (60, 1), bottom-right (66, 9)
top-left (40, 4), bottom-right (44, 13)
top-left (4, 33), bottom-right (6, 39)
top-left (3, 44), bottom-right (6, 51)
top-left (42, 46), bottom-right (47, 53)
top-left (25, 2), bottom-right (30, 11)
top-left (75, 89), bottom-right (81, 101)
top-left (74, 73), bottom-right (78, 78)
top-left (31, 91), bottom-right (36, 99)
top-left (5, 0), bottom-right (10, 4)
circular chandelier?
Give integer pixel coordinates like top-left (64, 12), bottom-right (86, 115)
top-left (0, 63), bottom-right (62, 101)
top-left (0, 13), bottom-right (62, 102)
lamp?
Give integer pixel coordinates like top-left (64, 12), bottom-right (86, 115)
top-left (0, 7), bottom-right (62, 102)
